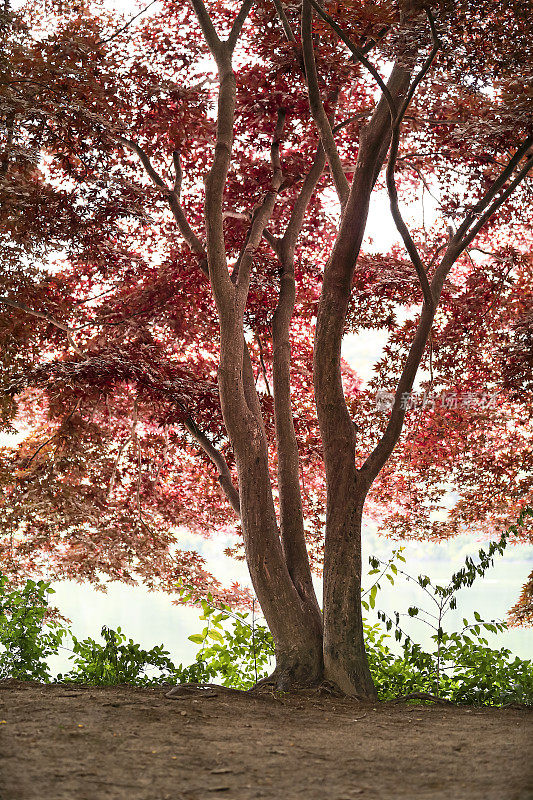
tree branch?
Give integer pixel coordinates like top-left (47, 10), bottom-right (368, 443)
top-left (451, 137), bottom-right (533, 250)
top-left (313, 61), bottom-right (413, 501)
top-left (119, 137), bottom-right (206, 259)
top-left (0, 296), bottom-right (83, 355)
top-left (227, 0), bottom-right (254, 52)
top-left (305, 0), bottom-right (396, 118)
top-left (281, 126), bottom-right (328, 262)
top-left (235, 109), bottom-right (286, 300)
top-left (271, 0), bottom-right (306, 74)
top-left (361, 130), bottom-right (533, 488)
top-left (452, 153), bottom-right (533, 258)
top-left (182, 416), bottom-right (240, 515)
top-left (269, 136), bottom-right (327, 614)
top-left (188, 0), bottom-right (222, 58)
top-left (96, 0), bottom-right (160, 47)
top-left (255, 333), bottom-right (272, 397)
top-left (385, 8), bottom-right (441, 309)
top-left (301, 0), bottom-right (349, 209)
top-left (272, 0), bottom-right (298, 44)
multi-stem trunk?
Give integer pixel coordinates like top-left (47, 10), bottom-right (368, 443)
top-left (185, 0), bottom-right (529, 698)
top-left (187, 12), bottom-right (324, 688)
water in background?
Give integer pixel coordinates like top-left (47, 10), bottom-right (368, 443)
top-left (47, 524), bottom-right (532, 676)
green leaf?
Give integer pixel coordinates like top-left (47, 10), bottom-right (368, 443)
top-left (188, 634), bottom-right (205, 644)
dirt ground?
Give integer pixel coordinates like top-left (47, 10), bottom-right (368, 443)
top-left (1, 681), bottom-right (532, 800)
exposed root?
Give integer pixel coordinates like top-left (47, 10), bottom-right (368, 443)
top-left (248, 667), bottom-right (330, 695)
top-left (248, 672), bottom-right (279, 692)
top-left (248, 669), bottom-right (293, 694)
top-left (249, 673), bottom-right (361, 699)
top-left (165, 683), bottom-right (245, 699)
top-left (166, 678), bottom-right (367, 701)
top-left (390, 691), bottom-right (454, 705)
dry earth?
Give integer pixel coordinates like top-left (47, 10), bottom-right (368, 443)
top-left (1, 681), bottom-right (532, 800)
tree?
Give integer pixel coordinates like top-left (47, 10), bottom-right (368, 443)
top-left (0, 0), bottom-right (531, 696)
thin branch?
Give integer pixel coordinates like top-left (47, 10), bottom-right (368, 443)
top-left (188, 0), bottom-right (222, 57)
top-left (271, 0), bottom-right (297, 44)
top-left (263, 228), bottom-right (281, 255)
top-left (108, 400), bottom-right (138, 497)
top-left (281, 132), bottom-right (328, 259)
top-left (271, 0), bottom-right (305, 74)
top-left (97, 0), bottom-right (160, 47)
top-left (452, 153), bottom-right (533, 257)
top-left (172, 149), bottom-right (182, 194)
top-left (0, 296), bottom-right (83, 355)
top-left (451, 138), bottom-right (533, 247)
top-left (117, 136), bottom-right (166, 188)
top-left (119, 137), bottom-right (206, 257)
top-left (301, 0), bottom-right (349, 208)
top-left (227, 0), bottom-right (254, 51)
top-left (305, 0), bottom-right (396, 118)
top-left (332, 111), bottom-right (372, 134)
top-left (182, 416), bottom-right (240, 515)
top-left (255, 333), bottom-right (272, 397)
top-left (24, 402), bottom-right (81, 468)
top-left (394, 8), bottom-right (441, 126)
top-left (385, 8), bottom-right (441, 309)
top-left (235, 109), bottom-right (287, 298)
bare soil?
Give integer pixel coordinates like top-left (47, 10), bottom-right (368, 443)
top-left (1, 680), bottom-right (532, 800)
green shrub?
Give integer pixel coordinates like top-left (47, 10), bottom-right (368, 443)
top-left (365, 505), bottom-right (533, 705)
top-left (0, 573), bottom-right (66, 681)
top-left (172, 591), bottom-right (275, 689)
top-left (58, 625), bottom-right (178, 686)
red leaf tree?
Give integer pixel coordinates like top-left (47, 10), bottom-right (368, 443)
top-left (1, 0), bottom-right (531, 695)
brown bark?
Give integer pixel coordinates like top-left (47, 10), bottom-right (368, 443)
top-left (271, 144), bottom-right (327, 624)
top-left (313, 62), bottom-right (413, 695)
top-left (321, 488), bottom-right (375, 696)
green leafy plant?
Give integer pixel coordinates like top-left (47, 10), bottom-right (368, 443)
top-left (173, 585), bottom-right (274, 689)
top-left (368, 506), bottom-right (533, 704)
top-left (171, 508), bottom-right (533, 705)
top-left (1, 508), bottom-right (530, 705)
top-left (58, 626), bottom-right (178, 686)
top-left (0, 572), bottom-right (66, 681)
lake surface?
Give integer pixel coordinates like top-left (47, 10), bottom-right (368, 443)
top-left (46, 526), bottom-right (532, 676)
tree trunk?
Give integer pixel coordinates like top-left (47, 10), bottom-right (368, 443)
top-left (234, 425), bottom-right (323, 687)
top-left (322, 480), bottom-right (376, 697)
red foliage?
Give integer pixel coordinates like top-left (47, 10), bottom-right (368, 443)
top-left (0, 0), bottom-right (531, 618)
